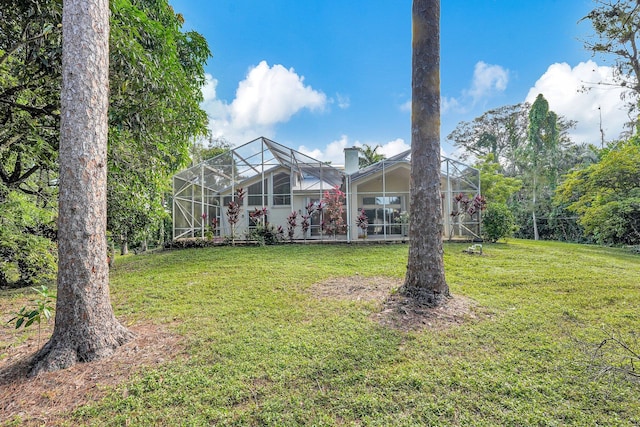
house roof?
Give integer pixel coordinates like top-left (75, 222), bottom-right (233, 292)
top-left (173, 137), bottom-right (343, 194)
top-left (349, 150), bottom-right (480, 193)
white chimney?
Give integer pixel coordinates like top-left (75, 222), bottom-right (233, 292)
top-left (344, 147), bottom-right (360, 175)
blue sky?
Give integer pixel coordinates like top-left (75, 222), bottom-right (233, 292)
top-left (168, 0), bottom-right (627, 164)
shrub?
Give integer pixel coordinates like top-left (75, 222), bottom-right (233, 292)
top-left (0, 191), bottom-right (57, 289)
top-left (482, 203), bottom-right (516, 242)
top-left (321, 186), bottom-right (346, 238)
top-left (248, 223), bottom-right (284, 245)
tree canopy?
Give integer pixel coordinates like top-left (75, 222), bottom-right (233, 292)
top-left (0, 0), bottom-right (211, 286)
top-left (581, 0), bottom-right (640, 132)
top-left (555, 137), bottom-right (640, 245)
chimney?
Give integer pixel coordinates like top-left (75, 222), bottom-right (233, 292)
top-left (344, 147), bottom-right (360, 175)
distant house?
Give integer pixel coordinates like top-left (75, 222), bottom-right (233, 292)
top-left (172, 137), bottom-right (481, 242)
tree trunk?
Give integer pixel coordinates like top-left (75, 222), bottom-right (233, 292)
top-left (30, 0), bottom-right (132, 376)
top-left (532, 172), bottom-right (539, 240)
top-left (399, 0), bottom-right (449, 307)
top-left (120, 236), bottom-right (129, 256)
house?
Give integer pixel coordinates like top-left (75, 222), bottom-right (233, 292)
top-left (172, 137), bottom-right (481, 242)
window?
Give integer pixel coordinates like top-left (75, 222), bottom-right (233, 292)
top-left (362, 195), bottom-right (404, 235)
top-left (362, 196), bottom-right (402, 206)
top-left (272, 172), bottom-right (291, 205)
top-left (247, 179), bottom-right (267, 206)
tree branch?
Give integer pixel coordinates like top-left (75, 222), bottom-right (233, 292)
top-left (0, 25), bottom-right (55, 67)
top-left (0, 98), bottom-right (59, 118)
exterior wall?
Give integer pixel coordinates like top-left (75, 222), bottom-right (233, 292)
top-left (347, 164), bottom-right (453, 240)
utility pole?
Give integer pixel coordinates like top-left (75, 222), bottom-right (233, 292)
top-left (598, 106), bottom-right (605, 148)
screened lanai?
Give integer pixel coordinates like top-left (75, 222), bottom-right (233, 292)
top-left (345, 150), bottom-right (481, 241)
top-left (172, 137), bottom-right (343, 240)
top-left (173, 138), bottom-right (481, 242)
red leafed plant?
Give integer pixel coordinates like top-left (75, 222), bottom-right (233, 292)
top-left (321, 186), bottom-right (346, 238)
top-left (226, 187), bottom-right (245, 245)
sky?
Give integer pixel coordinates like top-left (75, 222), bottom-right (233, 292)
top-left (168, 0), bottom-right (629, 164)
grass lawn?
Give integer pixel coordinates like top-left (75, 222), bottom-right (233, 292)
top-left (2, 239), bottom-right (640, 426)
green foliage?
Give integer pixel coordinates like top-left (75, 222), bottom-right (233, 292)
top-left (107, 0), bottom-right (211, 250)
top-left (163, 238), bottom-right (221, 249)
top-left (358, 144), bottom-right (386, 167)
top-left (447, 103), bottom-right (528, 172)
top-left (449, 100), bottom-right (586, 241)
top-left (7, 284), bottom-right (55, 347)
top-left (581, 0), bottom-right (640, 131)
top-left (42, 241), bottom-right (639, 426)
top-left (7, 285), bottom-right (54, 329)
top-left (482, 203), bottom-right (517, 242)
top-left (555, 138), bottom-right (640, 245)
top-left (1, 0), bottom-right (211, 276)
top-left (247, 223), bottom-right (285, 246)
top-left (189, 136), bottom-right (231, 165)
top-left (0, 0), bottom-right (62, 198)
top-left (0, 190), bottom-right (57, 288)
top-left (474, 154), bottom-right (522, 204)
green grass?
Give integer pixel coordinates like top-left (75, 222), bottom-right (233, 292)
top-left (7, 240), bottom-right (640, 426)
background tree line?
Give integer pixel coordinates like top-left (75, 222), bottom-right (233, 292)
top-left (448, 0), bottom-right (640, 246)
top-left (450, 98), bottom-right (639, 246)
top-left (0, 0), bottom-right (210, 287)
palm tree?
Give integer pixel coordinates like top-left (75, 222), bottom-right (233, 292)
top-left (359, 144), bottom-right (386, 167)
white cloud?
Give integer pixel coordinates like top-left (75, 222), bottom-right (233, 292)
top-left (298, 136), bottom-right (410, 165)
top-left (441, 96), bottom-right (460, 114)
top-left (200, 61), bottom-right (327, 145)
top-left (335, 93), bottom-right (351, 109)
top-left (442, 61), bottom-right (510, 113)
top-left (298, 135), bottom-right (351, 164)
top-left (231, 61), bottom-right (326, 128)
top-left (378, 138), bottom-right (410, 157)
top-left (525, 60), bottom-right (628, 144)
top-left (467, 61), bottom-right (509, 102)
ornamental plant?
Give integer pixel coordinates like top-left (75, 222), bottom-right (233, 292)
top-left (482, 203), bottom-right (517, 242)
top-left (249, 207), bottom-right (268, 227)
top-left (226, 187), bottom-right (245, 245)
top-left (286, 211), bottom-right (298, 242)
top-left (356, 209), bottom-right (369, 238)
top-left (249, 223), bottom-right (284, 245)
top-left (321, 186), bottom-right (346, 238)
top-left (450, 193), bottom-right (487, 239)
top-left (300, 201), bottom-right (317, 242)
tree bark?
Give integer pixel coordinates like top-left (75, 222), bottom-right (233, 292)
top-left (30, 0), bottom-right (132, 376)
top-left (400, 0), bottom-right (449, 307)
top-left (120, 234), bottom-right (129, 255)
top-left (532, 172), bottom-right (539, 241)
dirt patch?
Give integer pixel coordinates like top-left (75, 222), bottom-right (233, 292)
top-left (372, 293), bottom-right (480, 332)
top-left (309, 275), bottom-right (480, 331)
top-left (0, 321), bottom-right (184, 426)
top-left (309, 275), bottom-right (403, 303)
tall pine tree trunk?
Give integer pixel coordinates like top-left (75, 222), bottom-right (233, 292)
top-left (400, 0), bottom-right (449, 306)
top-left (30, 0), bottom-right (132, 375)
top-left (532, 172), bottom-right (539, 241)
